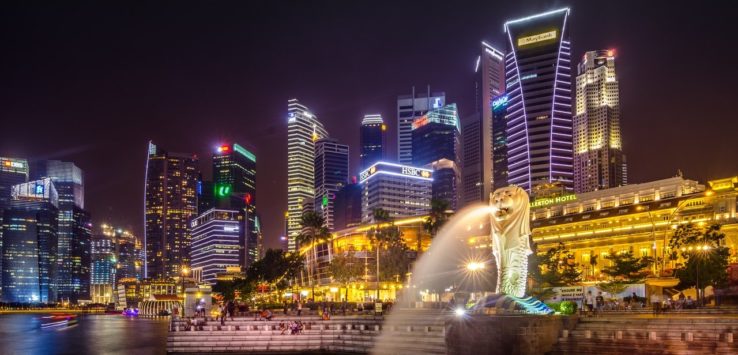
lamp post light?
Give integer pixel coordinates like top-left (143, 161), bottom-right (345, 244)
top-left (181, 266), bottom-right (190, 298)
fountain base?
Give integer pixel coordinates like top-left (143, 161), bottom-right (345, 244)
top-left (471, 294), bottom-right (554, 315)
top-left (445, 313), bottom-right (577, 355)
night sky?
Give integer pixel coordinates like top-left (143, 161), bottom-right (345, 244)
top-left (2, 1), bottom-right (737, 249)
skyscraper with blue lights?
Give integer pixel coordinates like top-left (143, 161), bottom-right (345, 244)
top-left (30, 160), bottom-right (90, 302)
top-left (360, 114), bottom-right (386, 170)
top-left (504, 8), bottom-right (573, 192)
top-left (1, 178), bottom-right (59, 303)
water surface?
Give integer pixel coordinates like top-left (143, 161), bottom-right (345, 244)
top-left (0, 313), bottom-right (168, 355)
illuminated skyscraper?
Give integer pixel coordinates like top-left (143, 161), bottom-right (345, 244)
top-left (30, 160), bottom-right (90, 302)
top-left (212, 143), bottom-right (259, 268)
top-left (412, 103), bottom-right (461, 210)
top-left (1, 179), bottom-right (59, 303)
top-left (0, 157), bottom-right (29, 297)
top-left (360, 162), bottom-right (433, 223)
top-left (90, 233), bottom-right (115, 304)
top-left (504, 8), bottom-right (573, 192)
top-left (144, 142), bottom-right (198, 279)
top-left (101, 224), bottom-right (138, 282)
top-left (360, 114), bottom-right (386, 170)
top-left (314, 138), bottom-right (349, 231)
top-left (574, 50), bottom-right (627, 193)
top-left (397, 87), bottom-right (445, 165)
top-left (190, 209), bottom-right (241, 285)
top-left (461, 42), bottom-right (506, 207)
top-left (0, 157), bottom-right (29, 207)
top-left (286, 98), bottom-right (328, 251)
top-left (492, 94), bottom-right (510, 191)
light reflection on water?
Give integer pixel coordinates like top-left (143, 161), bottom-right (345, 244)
top-left (0, 314), bottom-right (168, 355)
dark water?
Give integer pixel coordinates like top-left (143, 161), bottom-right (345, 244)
top-left (0, 313), bottom-right (169, 355)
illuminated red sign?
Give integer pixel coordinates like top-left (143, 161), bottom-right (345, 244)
top-left (244, 192), bottom-right (253, 205)
top-left (412, 116), bottom-right (429, 130)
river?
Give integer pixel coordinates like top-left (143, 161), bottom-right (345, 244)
top-left (0, 313), bottom-right (169, 355)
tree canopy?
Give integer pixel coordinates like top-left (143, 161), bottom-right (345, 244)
top-left (530, 242), bottom-right (581, 287)
top-left (669, 223), bottom-right (730, 291)
top-left (601, 248), bottom-right (653, 283)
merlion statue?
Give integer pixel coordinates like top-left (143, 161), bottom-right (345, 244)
top-left (490, 186), bottom-right (532, 298)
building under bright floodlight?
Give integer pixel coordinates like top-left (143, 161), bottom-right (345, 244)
top-left (360, 161), bottom-right (432, 223)
top-left (286, 99), bottom-right (329, 251)
top-left (573, 50), bottom-right (627, 193)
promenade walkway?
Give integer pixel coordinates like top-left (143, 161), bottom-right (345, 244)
top-left (166, 309), bottom-right (447, 354)
top-left (553, 312), bottom-right (738, 354)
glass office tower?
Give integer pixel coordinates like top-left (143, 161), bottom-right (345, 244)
top-left (144, 142), bottom-right (198, 279)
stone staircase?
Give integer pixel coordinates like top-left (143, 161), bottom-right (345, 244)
top-left (552, 316), bottom-right (738, 354)
top-left (371, 308), bottom-right (447, 354)
top-left (167, 309), bottom-right (448, 353)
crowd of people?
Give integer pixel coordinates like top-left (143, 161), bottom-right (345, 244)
top-left (581, 290), bottom-right (702, 316)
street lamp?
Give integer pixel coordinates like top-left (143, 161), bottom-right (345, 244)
top-left (466, 262), bottom-right (485, 272)
top-left (693, 244), bottom-right (712, 307)
top-left (181, 266), bottom-right (190, 297)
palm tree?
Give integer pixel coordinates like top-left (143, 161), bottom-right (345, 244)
top-left (296, 211), bottom-right (331, 300)
top-left (423, 198), bottom-right (451, 238)
top-left (368, 208), bottom-right (401, 300)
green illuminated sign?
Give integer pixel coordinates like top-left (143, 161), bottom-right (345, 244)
top-left (215, 184), bottom-right (232, 198)
top-left (234, 144), bottom-right (256, 163)
top-left (322, 195), bottom-right (329, 207)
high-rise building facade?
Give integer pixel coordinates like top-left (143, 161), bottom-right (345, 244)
top-left (0, 157), bottom-right (29, 297)
top-left (314, 138), bottom-right (349, 231)
top-left (360, 114), bottom-right (386, 170)
top-left (461, 42), bottom-right (506, 207)
top-left (574, 50), bottom-right (627, 193)
top-left (213, 143), bottom-right (259, 269)
top-left (412, 103), bottom-right (461, 210)
top-left (30, 160), bottom-right (90, 302)
top-left (286, 99), bottom-right (329, 251)
top-left (190, 209), bottom-right (242, 285)
top-left (196, 175), bottom-right (214, 215)
top-left (504, 8), bottom-right (573, 192)
top-left (492, 94), bottom-right (510, 191)
top-left (333, 182), bottom-right (362, 230)
top-left (1, 179), bottom-right (59, 303)
top-left (360, 162), bottom-right (433, 223)
top-left (90, 233), bottom-right (115, 304)
top-left (1, 157), bottom-right (29, 207)
top-left (144, 142), bottom-right (198, 279)
top-left (102, 224), bottom-right (138, 282)
top-left (397, 87), bottom-right (445, 165)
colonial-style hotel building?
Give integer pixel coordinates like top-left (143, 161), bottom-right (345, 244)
top-left (299, 174), bottom-right (738, 301)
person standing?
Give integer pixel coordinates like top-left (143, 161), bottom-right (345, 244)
top-left (219, 303), bottom-right (226, 325)
top-left (227, 300), bottom-right (235, 321)
top-left (651, 293), bottom-right (661, 315)
top-left (585, 291), bottom-right (594, 317)
top-left (297, 301), bottom-right (303, 316)
top-left (595, 292), bottom-right (605, 316)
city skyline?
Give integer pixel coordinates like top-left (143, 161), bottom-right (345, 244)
top-left (2, 1), bottom-right (738, 249)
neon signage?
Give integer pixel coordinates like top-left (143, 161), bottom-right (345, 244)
top-left (492, 95), bottom-right (509, 110)
top-left (517, 30), bottom-right (557, 47)
top-left (359, 162), bottom-right (432, 182)
top-left (215, 184), bottom-right (232, 198)
top-left (432, 97), bottom-right (442, 109)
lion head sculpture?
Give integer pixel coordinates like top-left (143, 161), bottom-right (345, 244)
top-left (490, 185), bottom-right (531, 251)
